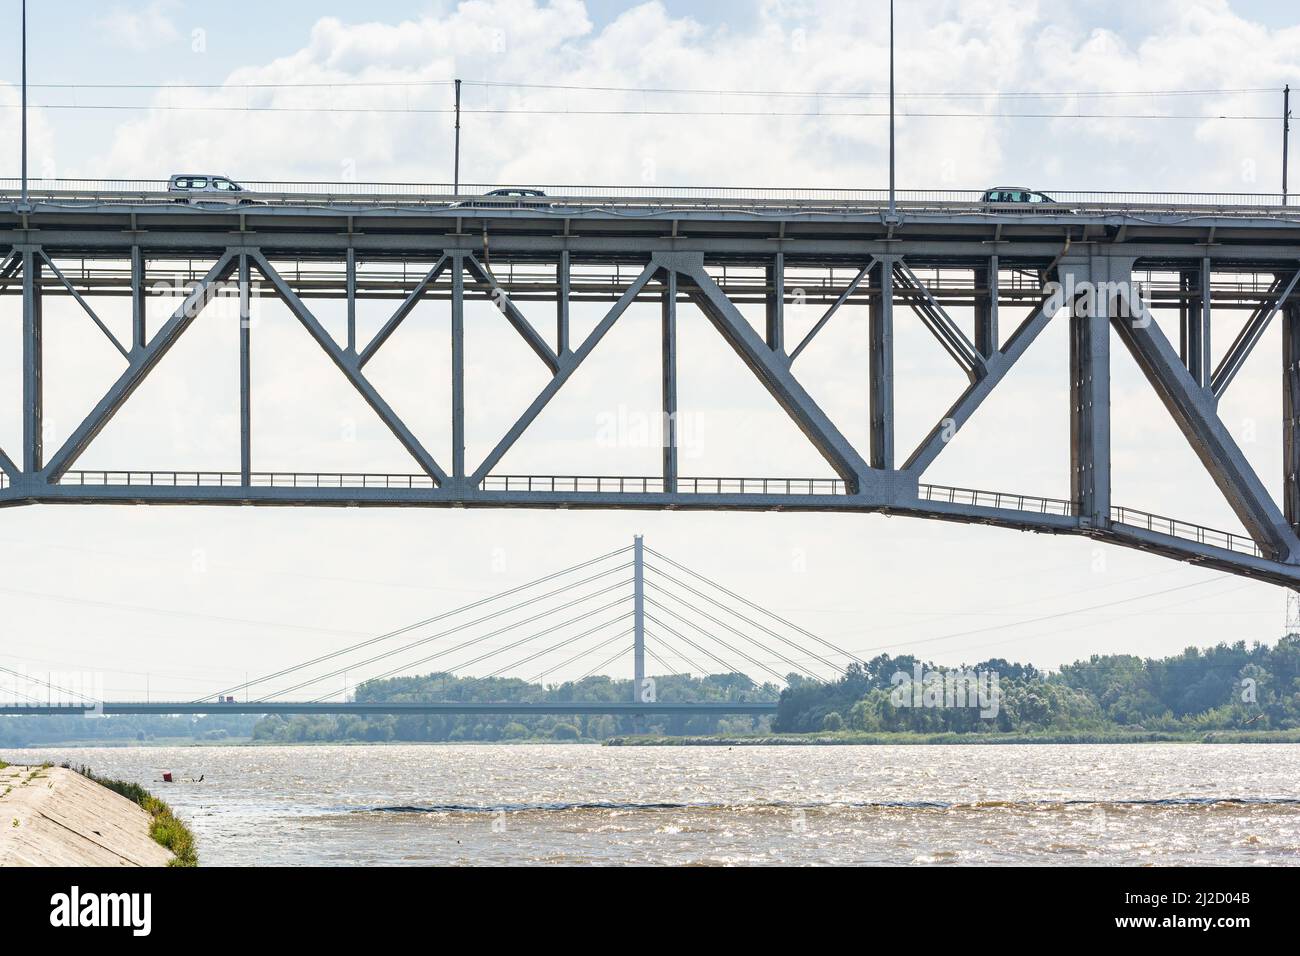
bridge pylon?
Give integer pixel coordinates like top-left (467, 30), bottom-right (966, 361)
top-left (633, 534), bottom-right (646, 702)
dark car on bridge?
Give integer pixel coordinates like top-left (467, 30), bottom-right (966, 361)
top-left (452, 188), bottom-right (552, 209)
top-left (981, 186), bottom-right (1057, 205)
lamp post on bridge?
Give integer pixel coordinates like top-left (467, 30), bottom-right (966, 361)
top-left (20, 0), bottom-right (29, 211)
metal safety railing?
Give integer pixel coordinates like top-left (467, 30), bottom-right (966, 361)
top-left (1109, 505), bottom-right (1262, 558)
top-left (1, 179), bottom-right (1294, 216)
top-left (33, 470), bottom-right (1270, 561)
top-left (479, 475), bottom-right (848, 495)
top-left (917, 483), bottom-right (1076, 516)
top-left (58, 471), bottom-right (437, 490)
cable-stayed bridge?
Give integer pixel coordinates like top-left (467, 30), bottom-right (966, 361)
top-left (2, 183), bottom-right (1300, 586)
top-left (0, 537), bottom-right (842, 717)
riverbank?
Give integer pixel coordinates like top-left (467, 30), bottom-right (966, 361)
top-left (0, 762), bottom-right (195, 866)
top-left (606, 729), bottom-right (1300, 746)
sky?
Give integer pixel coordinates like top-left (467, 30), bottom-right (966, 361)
top-left (1, 0), bottom-right (1300, 701)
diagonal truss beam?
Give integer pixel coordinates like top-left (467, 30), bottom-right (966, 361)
top-left (903, 291), bottom-right (1059, 476)
top-left (470, 261), bottom-right (660, 484)
top-left (1114, 286), bottom-right (1300, 562)
top-left (1210, 266), bottom-right (1300, 399)
top-left (788, 258), bottom-right (878, 362)
top-left (356, 254), bottom-right (449, 368)
top-left (38, 251), bottom-right (131, 360)
top-left (465, 254), bottom-right (560, 373)
top-left (894, 260), bottom-right (986, 381)
top-left (42, 251), bottom-right (239, 481)
top-left (673, 254), bottom-right (872, 487)
top-left (252, 252), bottom-right (449, 484)
top-left (0, 445), bottom-right (17, 480)
top-left (0, 249), bottom-right (19, 294)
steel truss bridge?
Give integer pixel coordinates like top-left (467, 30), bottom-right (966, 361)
top-left (3, 183), bottom-right (1300, 587)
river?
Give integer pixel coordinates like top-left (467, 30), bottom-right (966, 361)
top-left (4, 743), bottom-right (1298, 865)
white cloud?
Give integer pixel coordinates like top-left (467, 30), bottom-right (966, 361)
top-left (96, 1), bottom-right (182, 53)
top-left (73, 0), bottom-right (1299, 193)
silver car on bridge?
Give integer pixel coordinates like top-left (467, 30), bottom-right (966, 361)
top-left (168, 174), bottom-right (252, 205)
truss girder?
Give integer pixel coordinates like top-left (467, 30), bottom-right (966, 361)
top-left (1113, 282), bottom-right (1300, 562)
top-left (4, 236), bottom-right (1300, 587)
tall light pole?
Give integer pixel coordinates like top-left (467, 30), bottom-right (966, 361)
top-left (453, 78), bottom-right (462, 195)
top-left (1284, 84), bottom-right (1291, 205)
top-left (887, 0), bottom-right (896, 220)
top-left (21, 0), bottom-right (28, 208)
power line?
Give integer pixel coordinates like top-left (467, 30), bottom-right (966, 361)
top-left (4, 77), bottom-right (1275, 99)
top-left (0, 102), bottom-right (1277, 121)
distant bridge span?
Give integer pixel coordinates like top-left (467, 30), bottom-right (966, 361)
top-left (3, 183), bottom-right (1300, 586)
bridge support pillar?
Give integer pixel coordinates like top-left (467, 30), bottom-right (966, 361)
top-left (869, 259), bottom-right (895, 470)
top-left (1285, 302), bottom-right (1300, 533)
top-left (21, 248), bottom-right (42, 473)
top-left (974, 256), bottom-right (999, 358)
top-left (557, 251), bottom-right (571, 356)
top-left (633, 535), bottom-right (646, 702)
top-left (1179, 259), bottom-right (1212, 388)
top-left (239, 252), bottom-right (252, 485)
top-left (451, 251), bottom-right (467, 484)
top-left (765, 253), bottom-right (784, 352)
top-left (1067, 258), bottom-right (1112, 527)
top-left (662, 272), bottom-right (678, 492)
top-left (131, 245), bottom-right (146, 352)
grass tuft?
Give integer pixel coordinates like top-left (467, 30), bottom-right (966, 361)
top-left (62, 764), bottom-right (198, 866)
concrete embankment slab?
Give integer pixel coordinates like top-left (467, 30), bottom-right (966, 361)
top-left (0, 765), bottom-right (174, 867)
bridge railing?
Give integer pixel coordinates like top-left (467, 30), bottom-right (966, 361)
top-left (1, 179), bottom-right (1293, 215)
top-left (479, 475), bottom-right (848, 495)
top-left (917, 483), bottom-right (1076, 516)
top-left (58, 471), bottom-right (437, 490)
top-left (1109, 505), bottom-right (1262, 558)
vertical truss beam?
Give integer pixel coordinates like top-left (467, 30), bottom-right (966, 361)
top-left (22, 249), bottom-right (42, 473)
top-left (662, 270), bottom-right (679, 492)
top-left (974, 256), bottom-right (999, 358)
top-left (869, 259), bottom-right (895, 470)
top-left (765, 253), bottom-right (784, 352)
top-left (673, 253), bottom-right (871, 489)
top-left (1066, 258), bottom-right (1112, 525)
top-left (451, 252), bottom-right (466, 484)
top-left (1286, 301), bottom-right (1300, 533)
top-left (557, 251), bottom-right (571, 356)
top-left (1114, 280), bottom-right (1299, 561)
top-left (131, 245), bottom-right (146, 352)
top-left (1179, 259), bottom-right (1212, 388)
top-left (345, 247), bottom-right (357, 355)
top-left (239, 252), bottom-right (252, 485)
